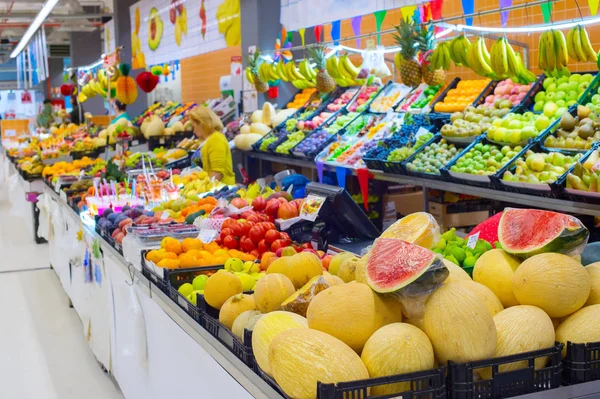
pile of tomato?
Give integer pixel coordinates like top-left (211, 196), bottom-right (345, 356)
top-left (217, 218), bottom-right (292, 259)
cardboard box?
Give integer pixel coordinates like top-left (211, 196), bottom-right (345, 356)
top-left (428, 202), bottom-right (489, 231)
top-left (382, 191), bottom-right (425, 230)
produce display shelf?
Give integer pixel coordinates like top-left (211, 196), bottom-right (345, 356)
top-left (243, 151), bottom-right (600, 216)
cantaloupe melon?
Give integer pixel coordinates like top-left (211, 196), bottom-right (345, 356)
top-left (443, 259), bottom-right (471, 283)
top-left (284, 252), bottom-right (323, 288)
top-left (380, 212), bottom-right (441, 249)
top-left (361, 323), bottom-right (434, 396)
top-left (479, 305), bottom-right (555, 379)
top-left (355, 257), bottom-right (367, 283)
top-left (423, 282), bottom-right (497, 364)
top-left (473, 249), bottom-right (521, 307)
top-left (232, 310), bottom-right (261, 340)
top-left (266, 257), bottom-right (289, 275)
top-left (456, 280), bottom-right (504, 316)
top-left (321, 271), bottom-right (344, 286)
top-left (269, 328), bottom-right (369, 399)
top-left (512, 253), bottom-right (590, 318)
top-left (338, 256), bottom-right (360, 283)
top-left (556, 304), bottom-right (600, 357)
top-left (328, 252), bottom-right (355, 276)
top-left (585, 262), bottom-right (600, 306)
top-left (262, 102), bottom-right (276, 126)
top-left (250, 122), bottom-right (270, 136)
top-left (204, 271), bottom-right (243, 310)
top-left (219, 294), bottom-right (256, 329)
top-left (306, 282), bottom-right (402, 353)
top-left (254, 273), bottom-right (295, 313)
top-left (252, 311), bottom-right (308, 376)
top-left (251, 110), bottom-right (263, 124)
top-left (271, 108), bottom-right (297, 127)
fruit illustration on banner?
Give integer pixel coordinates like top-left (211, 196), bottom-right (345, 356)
top-left (200, 0), bottom-right (207, 39)
top-left (217, 0), bottom-right (241, 46)
top-left (131, 7), bottom-right (145, 69)
top-left (148, 7), bottom-right (163, 51)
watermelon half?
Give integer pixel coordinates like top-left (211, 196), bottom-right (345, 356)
top-left (366, 238), bottom-right (447, 294)
top-left (498, 208), bottom-right (589, 259)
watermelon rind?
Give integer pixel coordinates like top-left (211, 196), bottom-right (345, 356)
top-left (498, 208), bottom-right (589, 259)
top-left (365, 238), bottom-right (446, 294)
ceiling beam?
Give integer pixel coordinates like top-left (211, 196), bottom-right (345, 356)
top-left (0, 12), bottom-right (111, 20)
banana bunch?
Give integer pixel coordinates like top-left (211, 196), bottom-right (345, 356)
top-left (490, 37), bottom-right (537, 84)
top-left (466, 37), bottom-right (495, 79)
top-left (430, 42), bottom-right (452, 71)
top-left (567, 25), bottom-right (597, 63)
top-left (333, 55), bottom-right (365, 87)
top-left (539, 29), bottom-right (570, 77)
top-left (216, 0), bottom-right (241, 46)
top-left (257, 62), bottom-right (280, 82)
top-left (448, 35), bottom-right (471, 67)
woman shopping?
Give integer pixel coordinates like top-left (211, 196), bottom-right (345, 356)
top-left (190, 107), bottom-right (235, 185)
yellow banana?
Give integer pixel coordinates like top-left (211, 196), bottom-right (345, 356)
top-left (269, 63), bottom-right (280, 80)
top-left (572, 26), bottom-right (586, 63)
top-left (553, 29), bottom-right (568, 69)
top-left (298, 60), bottom-right (313, 80)
top-left (449, 36), bottom-right (463, 66)
top-left (505, 40), bottom-right (520, 78)
top-left (579, 25), bottom-right (597, 62)
top-left (276, 61), bottom-right (288, 82)
top-left (544, 30), bottom-right (556, 71)
top-left (538, 32), bottom-right (548, 71)
top-left (442, 43), bottom-right (452, 70)
top-left (291, 62), bottom-right (305, 80)
top-left (430, 47), bottom-right (440, 70)
top-left (326, 56), bottom-right (341, 79)
top-left (566, 27), bottom-right (580, 61)
top-left (245, 67), bottom-right (254, 84)
top-left (458, 36), bottom-right (471, 67)
top-left (340, 55), bottom-right (359, 79)
top-left (491, 38), bottom-right (508, 77)
top-left (258, 63), bottom-right (270, 82)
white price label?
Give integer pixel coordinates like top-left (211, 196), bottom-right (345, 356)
top-left (466, 232), bottom-right (480, 249)
top-left (198, 229), bottom-right (218, 244)
top-left (415, 127), bottom-right (430, 139)
top-left (160, 211), bottom-right (170, 220)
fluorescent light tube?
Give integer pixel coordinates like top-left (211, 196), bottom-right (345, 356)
top-left (10, 0), bottom-right (60, 58)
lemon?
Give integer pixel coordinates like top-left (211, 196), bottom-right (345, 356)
top-left (380, 212), bottom-right (441, 249)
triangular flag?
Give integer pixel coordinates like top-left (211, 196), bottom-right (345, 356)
top-left (316, 161), bottom-right (324, 183)
top-left (499, 0), bottom-right (513, 27)
top-left (400, 5), bottom-right (417, 21)
top-left (462, 0), bottom-right (475, 26)
top-left (540, 2), bottom-right (552, 23)
top-left (356, 168), bottom-right (370, 212)
top-left (314, 25), bottom-right (323, 43)
top-left (286, 31), bottom-right (294, 45)
top-left (590, 0), bottom-right (600, 15)
top-left (374, 10), bottom-right (387, 45)
top-left (430, 0), bottom-right (444, 20)
top-left (281, 26), bottom-right (287, 44)
top-left (335, 166), bottom-right (348, 188)
top-left (331, 20), bottom-right (341, 46)
top-left (298, 28), bottom-right (306, 46)
top-left (351, 16), bottom-right (362, 48)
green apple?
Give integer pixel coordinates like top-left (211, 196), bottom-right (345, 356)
top-left (557, 83), bottom-right (569, 92)
top-left (566, 100), bottom-right (578, 107)
top-left (534, 115), bottom-right (551, 130)
top-left (535, 91), bottom-right (546, 102)
top-left (521, 126), bottom-right (537, 139)
top-left (502, 118), bottom-right (512, 128)
top-left (494, 128), bottom-right (506, 142)
top-left (533, 101), bottom-right (544, 112)
top-left (543, 102), bottom-right (558, 118)
top-left (555, 99), bottom-right (566, 108)
top-left (567, 91), bottom-right (579, 102)
top-left (555, 91), bottom-right (566, 101)
top-left (178, 283), bottom-right (194, 297)
top-left (192, 274), bottom-right (209, 290)
top-left (581, 73), bottom-right (594, 83)
top-left (545, 92), bottom-right (557, 102)
top-left (554, 107), bottom-right (567, 118)
top-left (546, 83), bottom-right (558, 93)
top-left (578, 81), bottom-right (590, 93)
top-left (566, 82), bottom-right (579, 92)
top-left (509, 130), bottom-right (522, 144)
top-left (557, 77), bottom-right (569, 85)
top-left (492, 118), bottom-right (503, 127)
top-left (509, 120), bottom-right (522, 129)
top-left (543, 77), bottom-right (556, 90)
top-left (592, 94), bottom-right (600, 105)
top-left (569, 74), bottom-right (581, 83)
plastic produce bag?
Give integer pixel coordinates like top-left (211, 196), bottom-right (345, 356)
top-left (363, 238), bottom-right (448, 320)
top-left (361, 46), bottom-right (391, 79)
top-left (281, 276), bottom-right (330, 317)
top-left (380, 212), bottom-right (441, 250)
top-left (35, 193), bottom-right (53, 240)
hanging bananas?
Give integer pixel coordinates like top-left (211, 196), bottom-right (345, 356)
top-left (430, 42), bottom-right (452, 71)
top-left (466, 37), bottom-right (495, 79)
top-left (448, 35), bottom-right (471, 67)
top-left (567, 25), bottom-right (597, 63)
top-left (539, 29), bottom-right (571, 77)
top-left (488, 37), bottom-right (537, 84)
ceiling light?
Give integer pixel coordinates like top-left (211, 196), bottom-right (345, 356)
top-left (10, 0), bottom-right (60, 58)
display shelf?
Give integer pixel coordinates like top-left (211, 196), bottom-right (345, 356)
top-left (244, 151), bottom-right (600, 216)
top-left (42, 185), bottom-right (282, 399)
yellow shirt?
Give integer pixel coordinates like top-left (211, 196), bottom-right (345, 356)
top-left (201, 132), bottom-right (235, 185)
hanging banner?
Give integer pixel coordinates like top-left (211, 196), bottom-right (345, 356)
top-left (374, 10), bottom-right (386, 45)
top-left (103, 20), bottom-right (116, 54)
top-left (540, 2), bottom-right (552, 23)
top-left (499, 0), bottom-right (512, 27)
top-left (331, 20), bottom-right (341, 46)
top-left (130, 0), bottom-right (241, 69)
top-left (401, 5), bottom-right (417, 21)
top-left (314, 25), bottom-right (323, 43)
top-left (590, 0), bottom-right (599, 16)
top-left (351, 16), bottom-right (362, 48)
top-left (280, 0), bottom-right (427, 32)
top-left (462, 0), bottom-right (474, 26)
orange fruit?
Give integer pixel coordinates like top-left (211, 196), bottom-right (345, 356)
top-left (213, 249), bottom-right (229, 257)
top-left (157, 258), bottom-right (180, 268)
top-left (179, 253), bottom-right (198, 268)
top-left (182, 238), bottom-right (203, 252)
top-left (146, 249), bottom-right (163, 264)
top-left (162, 237), bottom-right (182, 254)
top-left (199, 250), bottom-right (212, 259)
top-left (162, 252), bottom-right (179, 260)
top-left (186, 249), bottom-right (202, 259)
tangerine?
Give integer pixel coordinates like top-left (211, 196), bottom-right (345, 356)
top-left (162, 237), bottom-right (182, 254)
top-left (182, 238), bottom-right (203, 252)
top-left (146, 249), bottom-right (163, 264)
top-left (157, 258), bottom-right (180, 268)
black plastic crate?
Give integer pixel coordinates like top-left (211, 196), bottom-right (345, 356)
top-left (165, 152), bottom-right (192, 169)
top-left (164, 265), bottom-right (222, 306)
top-left (147, 135), bottom-right (175, 151)
top-left (563, 341), bottom-right (600, 385)
top-left (537, 106), bottom-right (596, 155)
top-left (427, 77), bottom-right (461, 116)
top-left (403, 134), bottom-right (460, 182)
top-left (554, 143), bottom-right (600, 204)
top-left (448, 343), bottom-right (563, 399)
top-left (71, 149), bottom-right (100, 160)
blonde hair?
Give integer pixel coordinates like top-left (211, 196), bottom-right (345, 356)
top-left (189, 106), bottom-right (223, 132)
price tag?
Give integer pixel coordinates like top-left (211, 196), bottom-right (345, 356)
top-left (198, 229), bottom-right (218, 244)
top-left (415, 127), bottom-right (430, 139)
top-left (466, 232), bottom-right (480, 249)
top-left (159, 138), bottom-right (165, 144)
top-left (131, 140), bottom-right (139, 146)
top-left (160, 211), bottom-right (170, 220)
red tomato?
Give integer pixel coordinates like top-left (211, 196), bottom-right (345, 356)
top-left (264, 222), bottom-right (276, 230)
top-left (220, 228), bottom-right (234, 241)
top-left (270, 239), bottom-right (286, 253)
top-left (241, 237), bottom-right (256, 252)
top-left (247, 214), bottom-right (260, 223)
top-left (250, 249), bottom-right (260, 259)
top-left (248, 226), bottom-right (264, 244)
top-left (280, 238), bottom-right (292, 247)
top-left (302, 242), bottom-right (313, 249)
top-left (257, 239), bottom-right (269, 253)
top-left (264, 229), bottom-right (280, 245)
top-left (223, 235), bottom-right (238, 249)
top-left (280, 232), bottom-right (291, 242)
top-left (222, 218), bottom-right (237, 230)
top-left (241, 221), bottom-right (255, 236)
top-left (231, 223), bottom-right (244, 238)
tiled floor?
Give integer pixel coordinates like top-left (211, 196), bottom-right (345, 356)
top-left (0, 194), bottom-right (124, 399)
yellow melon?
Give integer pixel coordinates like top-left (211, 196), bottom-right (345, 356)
top-left (266, 257), bottom-right (289, 275)
top-left (479, 305), bottom-right (555, 379)
top-left (321, 271), bottom-right (344, 286)
top-left (306, 282), bottom-right (402, 353)
top-left (380, 212), bottom-right (441, 249)
top-left (328, 252), bottom-right (355, 276)
top-left (443, 259), bottom-right (471, 283)
top-left (513, 253), bottom-right (590, 318)
top-left (355, 256), bottom-right (368, 283)
top-left (254, 273), bottom-right (295, 313)
top-left (252, 311), bottom-right (308, 376)
top-left (219, 294), bottom-right (256, 330)
top-left (231, 310), bottom-right (261, 340)
top-left (473, 249), bottom-right (521, 307)
top-left (423, 282), bottom-right (497, 364)
top-left (285, 252), bottom-right (323, 288)
top-left (269, 328), bottom-right (369, 399)
top-left (204, 271), bottom-right (243, 310)
top-left (361, 323), bottom-right (435, 396)
top-left (456, 280), bottom-right (504, 316)
top-left (585, 262), bottom-right (600, 306)
top-left (338, 256), bottom-right (360, 283)
top-left (556, 304), bottom-right (600, 357)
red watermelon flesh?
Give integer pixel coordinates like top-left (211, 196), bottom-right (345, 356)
top-left (366, 238), bottom-right (440, 293)
top-left (468, 212), bottom-right (502, 247)
top-left (498, 208), bottom-right (589, 259)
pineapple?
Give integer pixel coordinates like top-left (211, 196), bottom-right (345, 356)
top-left (392, 18), bottom-right (423, 87)
top-left (248, 49), bottom-right (268, 93)
top-left (418, 24), bottom-right (445, 86)
top-left (309, 46), bottom-right (336, 93)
